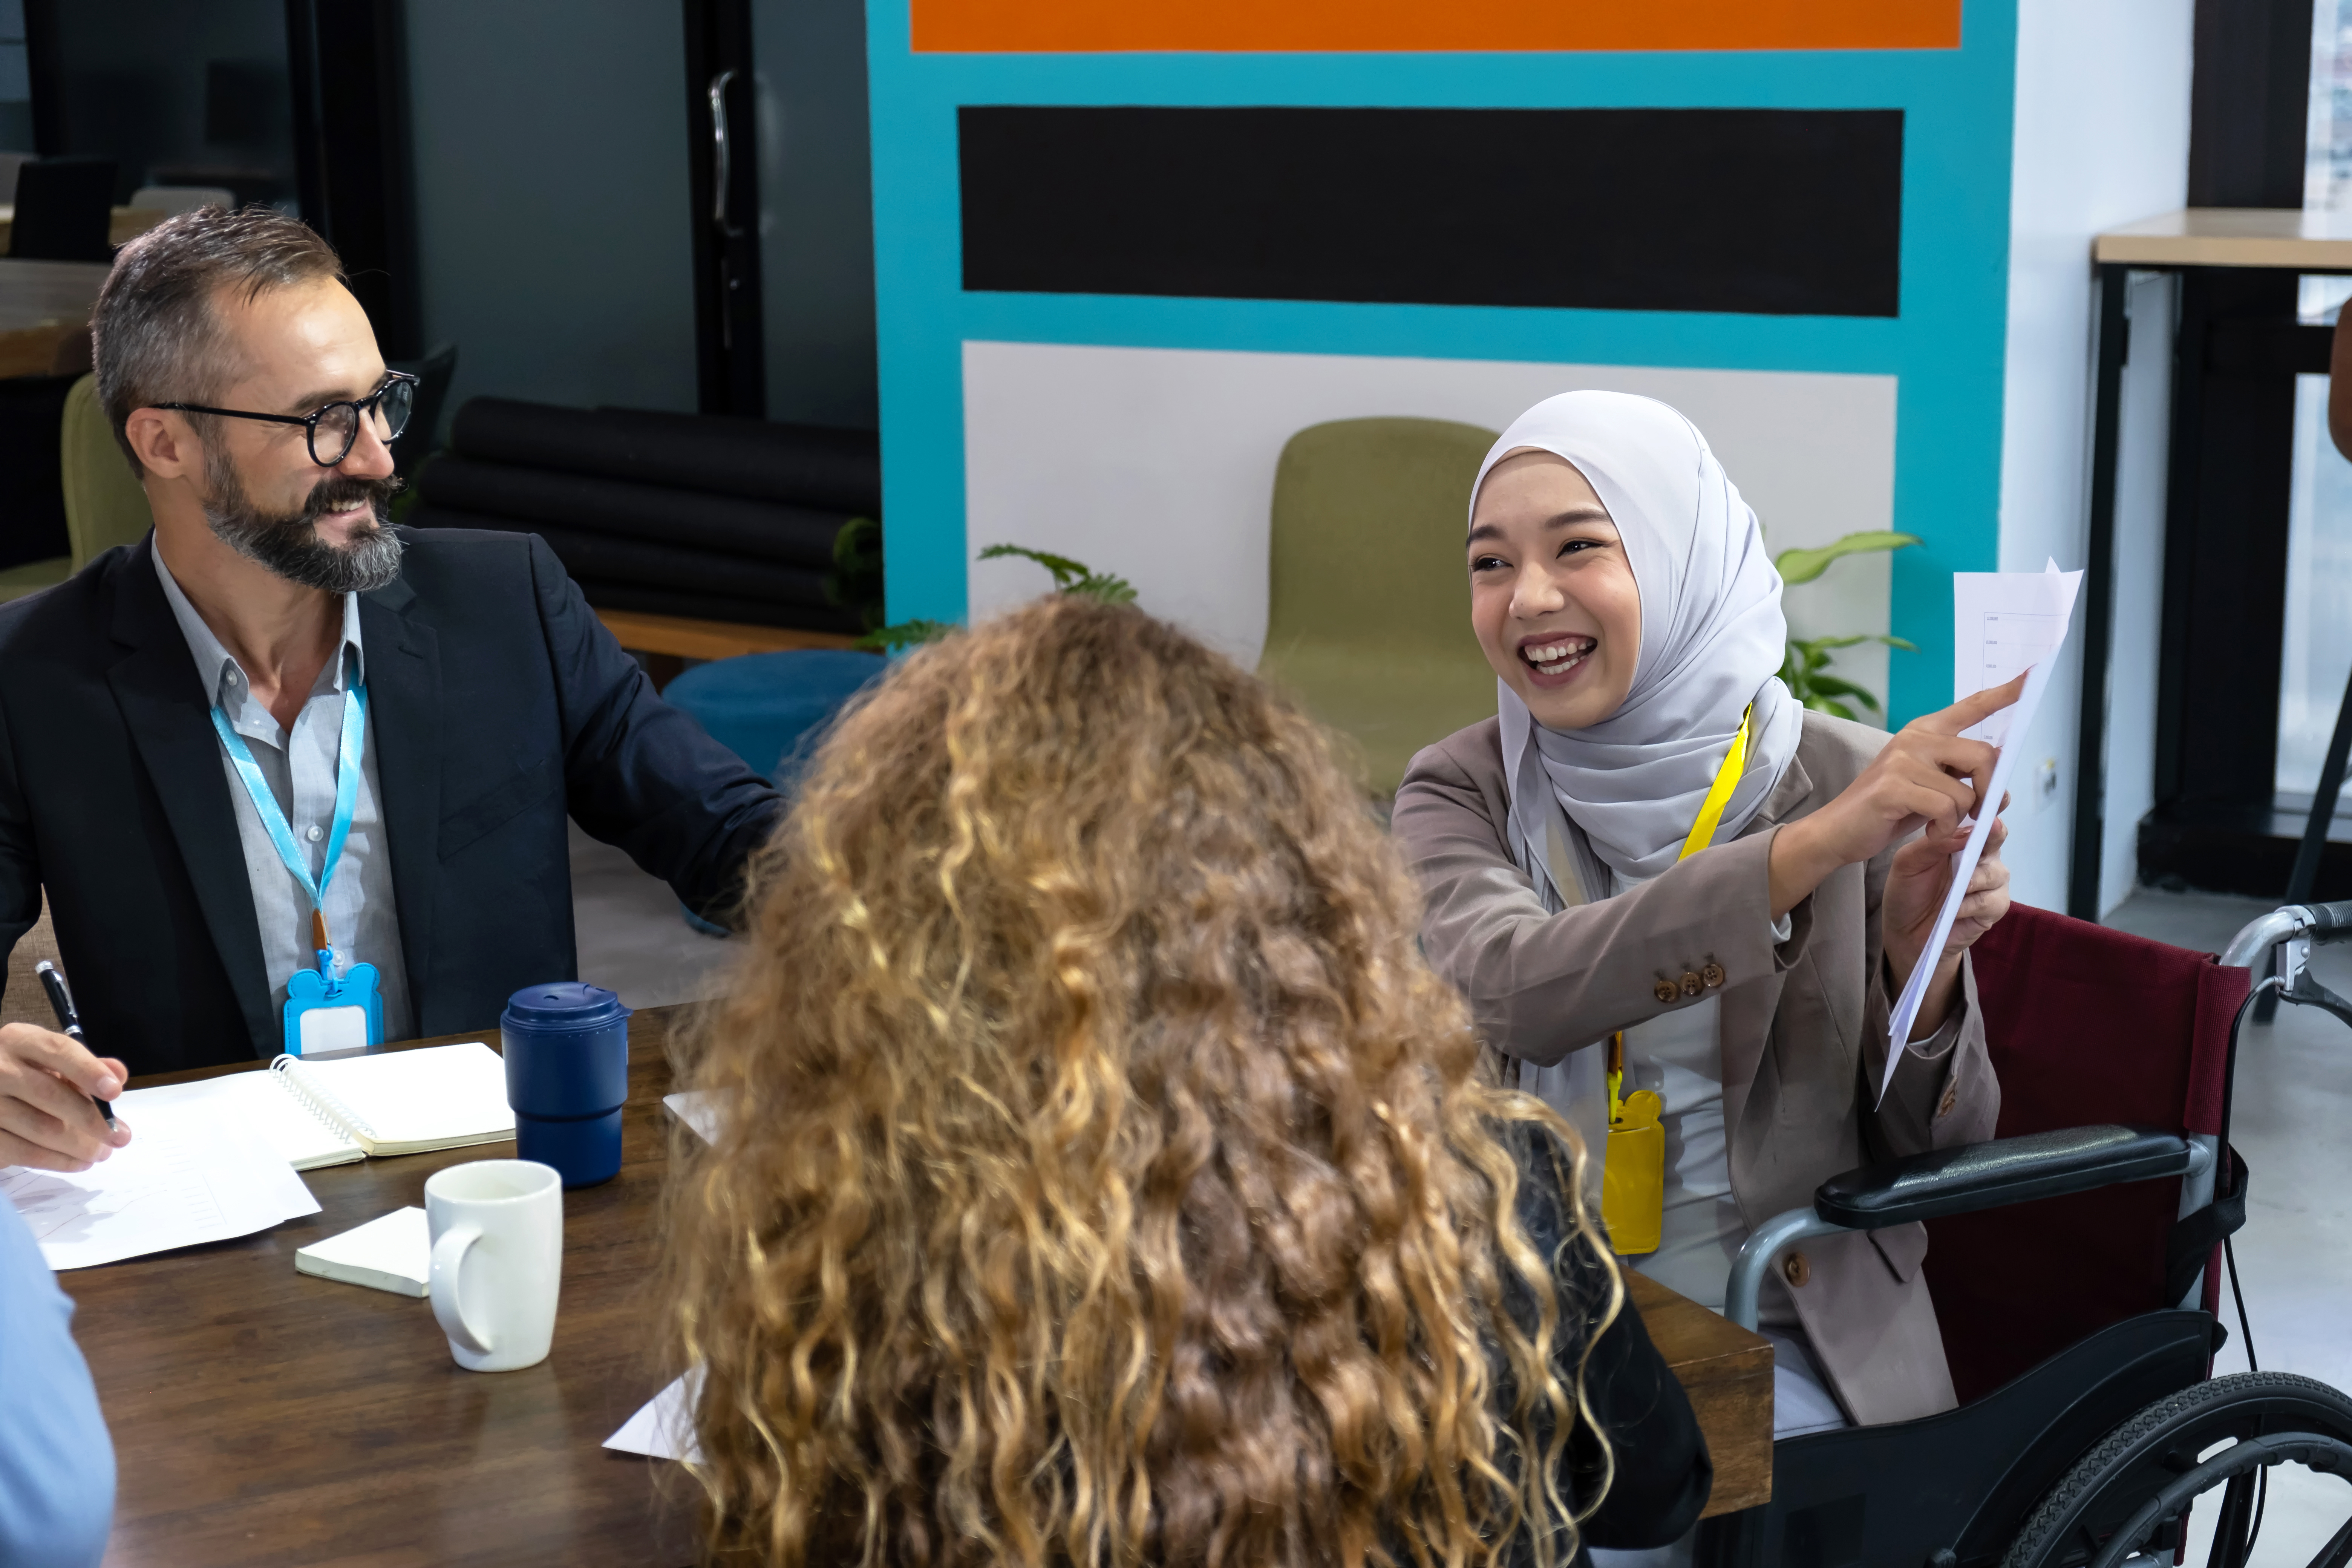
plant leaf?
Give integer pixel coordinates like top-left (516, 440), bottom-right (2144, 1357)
top-left (1773, 530), bottom-right (1922, 586)
top-left (1805, 677), bottom-right (1881, 711)
top-left (1067, 573), bottom-right (1138, 605)
top-left (853, 619), bottom-right (959, 652)
top-left (978, 542), bottom-right (1093, 590)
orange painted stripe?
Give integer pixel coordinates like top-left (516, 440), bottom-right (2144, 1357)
top-left (912, 0), bottom-right (1960, 54)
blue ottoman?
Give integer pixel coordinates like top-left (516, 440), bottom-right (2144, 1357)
top-left (663, 649), bottom-right (889, 786)
top-left (663, 649), bottom-right (888, 936)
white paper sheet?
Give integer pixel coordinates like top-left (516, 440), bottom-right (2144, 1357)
top-left (1953, 567), bottom-right (2079, 746)
top-left (1, 1096), bottom-right (322, 1269)
top-left (1882, 562), bottom-right (2084, 1099)
top-left (605, 1368), bottom-right (705, 1462)
top-left (662, 1091), bottom-right (724, 1145)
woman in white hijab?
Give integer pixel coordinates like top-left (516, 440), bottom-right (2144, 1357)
top-left (1392, 392), bottom-right (2020, 1443)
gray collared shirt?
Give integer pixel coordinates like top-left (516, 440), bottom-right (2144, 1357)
top-left (153, 550), bottom-right (413, 1048)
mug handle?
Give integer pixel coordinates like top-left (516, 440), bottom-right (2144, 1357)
top-left (430, 1223), bottom-right (494, 1355)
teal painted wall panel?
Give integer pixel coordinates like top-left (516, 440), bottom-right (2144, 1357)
top-left (867, 2), bottom-right (2018, 725)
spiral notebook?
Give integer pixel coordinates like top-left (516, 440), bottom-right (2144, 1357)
top-left (116, 1043), bottom-right (517, 1170)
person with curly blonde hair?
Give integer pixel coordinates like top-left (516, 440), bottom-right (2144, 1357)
top-left (660, 595), bottom-right (1710, 1568)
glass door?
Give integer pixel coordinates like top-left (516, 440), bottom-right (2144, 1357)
top-left (751, 0), bottom-right (876, 429)
top-left (685, 0), bottom-right (877, 430)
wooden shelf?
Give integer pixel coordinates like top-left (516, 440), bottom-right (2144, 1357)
top-left (2094, 207), bottom-right (2352, 270)
top-left (594, 607), bottom-right (859, 662)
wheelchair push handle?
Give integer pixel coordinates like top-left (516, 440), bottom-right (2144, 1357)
top-left (2219, 900), bottom-right (2352, 967)
top-left (2219, 902), bottom-right (2352, 1031)
top-left (2308, 899), bottom-right (2352, 938)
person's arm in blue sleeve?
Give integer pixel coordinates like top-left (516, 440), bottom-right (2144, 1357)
top-left (0, 1202), bottom-right (114, 1568)
top-left (522, 534), bottom-right (786, 926)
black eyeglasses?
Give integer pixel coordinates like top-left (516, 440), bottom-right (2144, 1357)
top-left (158, 371), bottom-right (419, 467)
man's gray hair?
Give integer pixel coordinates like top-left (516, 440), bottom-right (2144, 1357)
top-left (90, 206), bottom-right (346, 474)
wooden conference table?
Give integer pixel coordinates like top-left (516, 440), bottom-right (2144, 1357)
top-left (62, 1007), bottom-right (1772, 1567)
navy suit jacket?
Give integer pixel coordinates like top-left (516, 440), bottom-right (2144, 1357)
top-left (0, 529), bottom-right (784, 1075)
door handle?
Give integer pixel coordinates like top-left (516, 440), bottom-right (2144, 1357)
top-left (709, 68), bottom-right (743, 237)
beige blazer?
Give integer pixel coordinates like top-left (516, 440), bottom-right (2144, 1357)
top-left (1393, 710), bottom-right (1999, 1427)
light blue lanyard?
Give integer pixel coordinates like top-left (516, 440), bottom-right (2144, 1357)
top-left (208, 673), bottom-right (369, 966)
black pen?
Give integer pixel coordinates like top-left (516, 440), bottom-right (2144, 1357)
top-left (34, 960), bottom-right (115, 1129)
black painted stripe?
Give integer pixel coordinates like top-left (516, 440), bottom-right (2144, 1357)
top-left (959, 105), bottom-right (1903, 317)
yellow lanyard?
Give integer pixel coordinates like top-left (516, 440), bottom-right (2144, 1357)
top-left (1608, 703), bottom-right (1753, 1121)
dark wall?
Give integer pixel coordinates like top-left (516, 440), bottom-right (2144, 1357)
top-left (2187, 0), bottom-right (2314, 205)
top-left (403, 0), bottom-right (699, 426)
top-left (23, 0), bottom-right (294, 204)
top-left (0, 0), bottom-right (32, 152)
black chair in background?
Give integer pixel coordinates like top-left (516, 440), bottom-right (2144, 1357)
top-left (7, 158), bottom-right (119, 262)
top-left (387, 341), bottom-right (459, 481)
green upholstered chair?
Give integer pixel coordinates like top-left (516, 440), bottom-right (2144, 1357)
top-left (1258, 416), bottom-right (1503, 796)
top-left (0, 559), bottom-right (70, 602)
top-left (0, 374), bottom-right (152, 604)
top-left (61, 372), bottom-right (153, 564)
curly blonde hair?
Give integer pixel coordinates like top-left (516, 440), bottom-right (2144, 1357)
top-left (662, 596), bottom-right (1621, 1568)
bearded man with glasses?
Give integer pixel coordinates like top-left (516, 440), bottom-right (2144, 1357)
top-left (0, 208), bottom-right (787, 1170)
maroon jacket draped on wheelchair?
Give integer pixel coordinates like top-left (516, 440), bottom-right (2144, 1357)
top-left (1927, 902), bottom-right (2246, 1402)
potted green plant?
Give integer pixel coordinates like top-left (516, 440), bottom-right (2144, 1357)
top-left (1772, 530), bottom-right (1920, 723)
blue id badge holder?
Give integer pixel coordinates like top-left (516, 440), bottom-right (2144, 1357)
top-left (284, 946), bottom-right (384, 1058)
top-left (211, 671), bottom-right (385, 1059)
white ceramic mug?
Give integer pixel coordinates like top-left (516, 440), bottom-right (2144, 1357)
top-left (425, 1159), bottom-right (564, 1372)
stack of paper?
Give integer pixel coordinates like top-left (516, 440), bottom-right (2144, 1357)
top-left (2, 1097), bottom-right (322, 1270)
top-left (1881, 561), bottom-right (2084, 1095)
top-left (295, 1206), bottom-right (430, 1297)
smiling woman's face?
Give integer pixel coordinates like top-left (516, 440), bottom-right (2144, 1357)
top-left (1467, 449), bottom-right (1643, 730)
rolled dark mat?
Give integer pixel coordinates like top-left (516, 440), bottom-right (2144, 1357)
top-left (415, 455), bottom-right (848, 569)
top-left (406, 505), bottom-right (839, 609)
top-left (568, 579), bottom-right (866, 635)
top-left (449, 397), bottom-right (881, 514)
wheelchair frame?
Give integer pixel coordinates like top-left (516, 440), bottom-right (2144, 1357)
top-left (1691, 900), bottom-right (2352, 1568)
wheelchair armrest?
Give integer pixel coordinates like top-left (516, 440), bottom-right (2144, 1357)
top-left (1813, 1124), bottom-right (2208, 1231)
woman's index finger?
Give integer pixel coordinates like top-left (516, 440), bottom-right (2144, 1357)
top-left (1916, 669), bottom-right (2030, 736)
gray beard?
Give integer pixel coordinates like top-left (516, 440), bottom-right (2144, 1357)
top-left (201, 444), bottom-right (406, 595)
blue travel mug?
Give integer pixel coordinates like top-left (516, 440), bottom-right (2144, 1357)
top-left (499, 982), bottom-right (632, 1188)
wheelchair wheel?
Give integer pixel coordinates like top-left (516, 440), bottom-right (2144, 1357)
top-left (2001, 1372), bottom-right (2352, 1568)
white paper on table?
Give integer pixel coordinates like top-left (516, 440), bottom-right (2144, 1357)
top-left (1882, 562), bottom-right (2084, 1102)
top-left (662, 1090), bottom-right (725, 1145)
top-left (605, 1367), bottom-right (706, 1462)
top-left (1, 1096), bottom-right (321, 1269)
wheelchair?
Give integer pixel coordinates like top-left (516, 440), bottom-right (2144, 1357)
top-left (1693, 899), bottom-right (2352, 1568)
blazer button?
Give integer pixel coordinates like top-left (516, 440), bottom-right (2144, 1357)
top-left (1680, 971), bottom-right (1704, 997)
top-left (1654, 979), bottom-right (1680, 1003)
top-left (1938, 1084), bottom-right (1959, 1118)
top-left (1783, 1251), bottom-right (1811, 1288)
top-left (1701, 962), bottom-right (1726, 988)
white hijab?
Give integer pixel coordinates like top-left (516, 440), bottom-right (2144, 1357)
top-left (1476, 391), bottom-right (1801, 895)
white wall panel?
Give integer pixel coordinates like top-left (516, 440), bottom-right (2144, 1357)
top-left (963, 342), bottom-right (1900, 709)
top-left (1998, 0), bottom-right (2194, 913)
